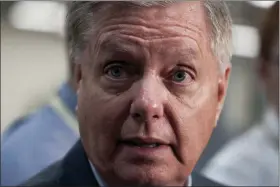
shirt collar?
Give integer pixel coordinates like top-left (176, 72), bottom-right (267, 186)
top-left (187, 174), bottom-right (192, 186)
top-left (57, 82), bottom-right (77, 115)
top-left (89, 160), bottom-right (192, 186)
top-left (89, 161), bottom-right (107, 187)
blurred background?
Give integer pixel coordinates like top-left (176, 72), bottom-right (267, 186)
top-left (0, 1), bottom-right (277, 171)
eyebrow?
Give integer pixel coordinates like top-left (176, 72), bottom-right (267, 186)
top-left (185, 48), bottom-right (200, 63)
top-left (162, 43), bottom-right (200, 64)
top-left (98, 37), bottom-right (141, 56)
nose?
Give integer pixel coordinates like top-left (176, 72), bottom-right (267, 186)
top-left (130, 75), bottom-right (165, 123)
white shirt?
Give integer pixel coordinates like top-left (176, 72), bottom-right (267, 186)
top-left (89, 160), bottom-right (192, 186)
top-left (202, 108), bottom-right (279, 186)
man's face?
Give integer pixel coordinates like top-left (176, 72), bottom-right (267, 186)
top-left (76, 2), bottom-right (230, 186)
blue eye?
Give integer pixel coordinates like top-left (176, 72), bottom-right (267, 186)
top-left (108, 66), bottom-right (123, 78)
top-left (172, 70), bottom-right (187, 82)
top-left (105, 63), bottom-right (130, 80)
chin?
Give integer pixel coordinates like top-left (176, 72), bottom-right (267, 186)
top-left (114, 163), bottom-right (182, 186)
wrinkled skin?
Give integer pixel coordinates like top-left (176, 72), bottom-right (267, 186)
top-left (75, 2), bottom-right (231, 186)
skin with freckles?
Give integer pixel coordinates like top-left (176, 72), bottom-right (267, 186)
top-left (75, 2), bottom-right (231, 186)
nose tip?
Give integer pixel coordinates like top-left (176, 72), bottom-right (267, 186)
top-left (130, 75), bottom-right (166, 123)
top-left (130, 99), bottom-right (163, 123)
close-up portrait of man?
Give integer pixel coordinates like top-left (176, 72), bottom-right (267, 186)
top-left (22, 1), bottom-right (233, 186)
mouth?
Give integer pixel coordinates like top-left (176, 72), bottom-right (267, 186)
top-left (118, 137), bottom-right (169, 148)
top-left (120, 141), bottom-right (162, 148)
top-left (116, 137), bottom-right (173, 161)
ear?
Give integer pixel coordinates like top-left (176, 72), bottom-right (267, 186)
top-left (215, 65), bottom-right (231, 126)
top-left (73, 63), bottom-right (82, 91)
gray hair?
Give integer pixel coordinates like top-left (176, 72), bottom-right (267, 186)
top-left (66, 1), bottom-right (232, 71)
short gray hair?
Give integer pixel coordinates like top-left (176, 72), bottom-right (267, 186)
top-left (66, 1), bottom-right (232, 70)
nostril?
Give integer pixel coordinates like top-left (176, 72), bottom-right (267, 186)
top-left (152, 114), bottom-right (159, 119)
top-left (132, 113), bottom-right (141, 119)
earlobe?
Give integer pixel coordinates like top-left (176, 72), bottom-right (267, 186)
top-left (215, 66), bottom-right (231, 126)
top-left (74, 63), bottom-right (82, 91)
top-left (75, 64), bottom-right (82, 113)
top-left (215, 79), bottom-right (224, 127)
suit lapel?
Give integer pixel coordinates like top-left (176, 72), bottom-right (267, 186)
top-left (59, 140), bottom-right (100, 186)
top-left (191, 172), bottom-right (224, 186)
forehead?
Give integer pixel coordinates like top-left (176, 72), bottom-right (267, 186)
top-left (89, 1), bottom-right (211, 60)
top-left (95, 1), bottom-right (205, 19)
top-left (93, 1), bottom-right (208, 39)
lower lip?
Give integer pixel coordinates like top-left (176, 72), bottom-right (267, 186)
top-left (118, 144), bottom-right (170, 157)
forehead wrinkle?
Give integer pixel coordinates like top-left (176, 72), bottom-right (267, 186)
top-left (115, 33), bottom-right (202, 53)
top-left (96, 35), bottom-right (145, 59)
top-left (95, 5), bottom-right (207, 41)
top-left (98, 20), bottom-right (204, 55)
top-left (89, 1), bottom-right (209, 55)
top-left (96, 32), bottom-right (202, 63)
top-left (99, 17), bottom-right (205, 43)
top-left (92, 7), bottom-right (207, 59)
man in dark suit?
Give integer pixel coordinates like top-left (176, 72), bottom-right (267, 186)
top-left (23, 1), bottom-right (233, 186)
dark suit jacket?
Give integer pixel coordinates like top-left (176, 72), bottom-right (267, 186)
top-left (22, 140), bottom-right (225, 186)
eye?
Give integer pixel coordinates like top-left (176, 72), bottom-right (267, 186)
top-left (172, 70), bottom-right (187, 82)
top-left (104, 63), bottom-right (128, 80)
top-left (108, 66), bottom-right (122, 78)
top-left (171, 70), bottom-right (193, 83)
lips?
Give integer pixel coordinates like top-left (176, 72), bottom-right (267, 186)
top-left (119, 137), bottom-right (168, 148)
top-left (121, 141), bottom-right (160, 148)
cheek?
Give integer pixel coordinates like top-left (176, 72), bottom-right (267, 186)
top-left (172, 86), bottom-right (218, 172)
top-left (77, 79), bottom-right (131, 166)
